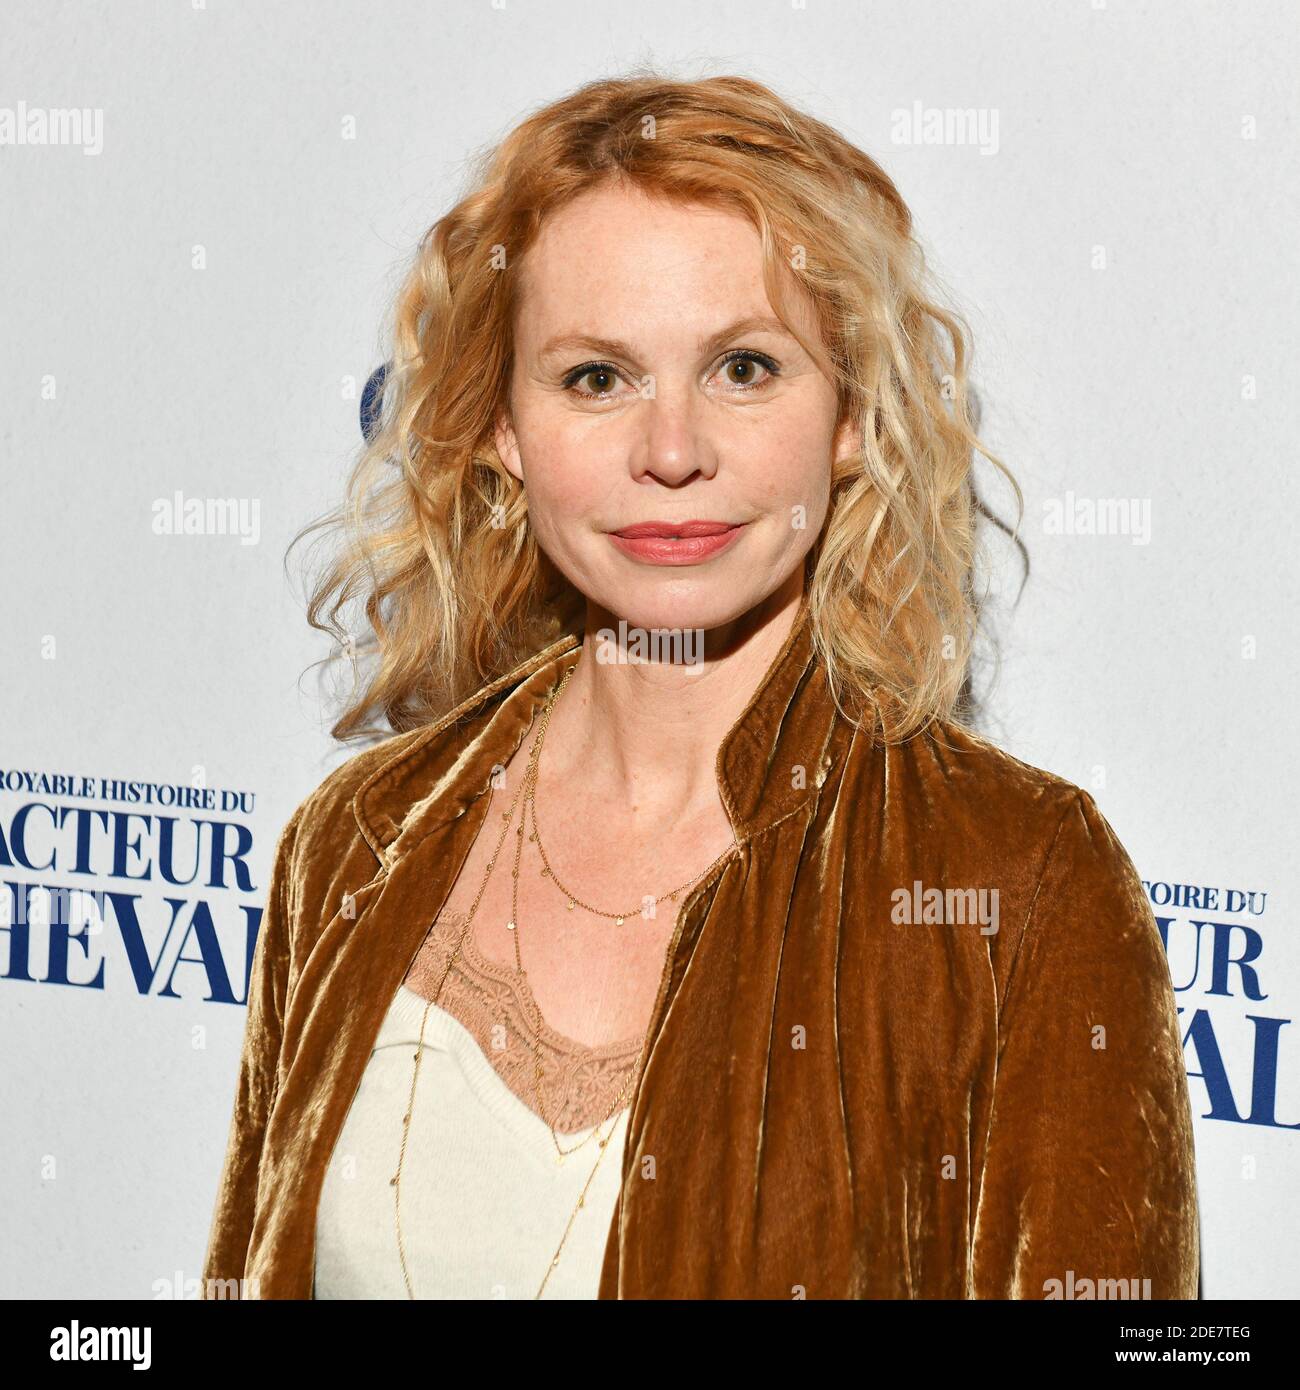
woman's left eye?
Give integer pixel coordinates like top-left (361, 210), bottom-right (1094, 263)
top-left (716, 351), bottom-right (779, 390)
top-left (562, 351), bottom-right (780, 400)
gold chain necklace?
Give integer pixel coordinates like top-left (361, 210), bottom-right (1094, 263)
top-left (392, 651), bottom-right (739, 1299)
top-left (514, 664), bottom-right (739, 1159)
top-left (511, 754), bottom-right (645, 1162)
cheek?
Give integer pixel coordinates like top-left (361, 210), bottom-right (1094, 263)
top-left (752, 406), bottom-right (836, 509)
top-left (516, 419), bottom-right (608, 530)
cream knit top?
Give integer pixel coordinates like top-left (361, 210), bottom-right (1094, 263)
top-left (313, 912), bottom-right (642, 1299)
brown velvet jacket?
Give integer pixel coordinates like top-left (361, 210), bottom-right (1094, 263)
top-left (202, 600), bottom-right (1200, 1299)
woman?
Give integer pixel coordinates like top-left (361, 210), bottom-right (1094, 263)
top-left (202, 73), bottom-right (1199, 1300)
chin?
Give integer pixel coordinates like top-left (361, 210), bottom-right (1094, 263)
top-left (588, 582), bottom-right (763, 640)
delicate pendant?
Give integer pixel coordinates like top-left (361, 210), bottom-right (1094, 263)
top-left (567, 900), bottom-right (575, 910)
top-left (506, 920), bottom-right (516, 931)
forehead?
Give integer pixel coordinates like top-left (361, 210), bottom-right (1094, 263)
top-left (513, 181), bottom-right (805, 342)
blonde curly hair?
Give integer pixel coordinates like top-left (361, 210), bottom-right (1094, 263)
top-left (294, 70), bottom-right (1021, 745)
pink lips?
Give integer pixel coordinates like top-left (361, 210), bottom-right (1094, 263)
top-left (608, 519), bottom-right (747, 565)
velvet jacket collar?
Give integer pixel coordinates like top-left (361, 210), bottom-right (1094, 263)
top-left (353, 593), bottom-right (842, 859)
top-left (203, 597), bottom-right (1200, 1299)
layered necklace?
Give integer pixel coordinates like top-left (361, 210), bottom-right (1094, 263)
top-left (391, 651), bottom-right (739, 1299)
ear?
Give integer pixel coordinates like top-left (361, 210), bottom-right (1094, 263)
top-left (494, 410), bottom-right (523, 484)
top-left (832, 407), bottom-right (861, 467)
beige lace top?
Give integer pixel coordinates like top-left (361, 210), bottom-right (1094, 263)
top-left (402, 910), bottom-right (645, 1135)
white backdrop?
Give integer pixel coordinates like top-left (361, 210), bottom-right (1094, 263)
top-left (2, 0), bottom-right (1296, 1299)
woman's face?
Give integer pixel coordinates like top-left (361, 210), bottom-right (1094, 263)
top-left (495, 180), bottom-right (858, 634)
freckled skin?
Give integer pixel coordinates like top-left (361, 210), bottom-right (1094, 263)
top-left (494, 180), bottom-right (858, 637)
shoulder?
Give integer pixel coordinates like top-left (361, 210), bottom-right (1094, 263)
top-left (267, 653), bottom-right (542, 923)
top-left (290, 725), bottom-right (434, 842)
top-left (284, 656), bottom-right (531, 855)
top-left (918, 714), bottom-right (1145, 881)
top-left (280, 631), bottom-right (583, 862)
top-left (902, 715), bottom-right (1082, 801)
top-left (266, 724), bottom-right (443, 930)
top-left (862, 717), bottom-right (1151, 966)
top-left (873, 714), bottom-right (1094, 862)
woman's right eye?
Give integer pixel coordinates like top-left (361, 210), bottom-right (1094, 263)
top-left (563, 363), bottom-right (624, 399)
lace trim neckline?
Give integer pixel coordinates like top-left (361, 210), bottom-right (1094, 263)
top-left (417, 908), bottom-right (645, 1059)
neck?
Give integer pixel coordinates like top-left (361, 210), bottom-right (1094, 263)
top-left (533, 574), bottom-right (807, 827)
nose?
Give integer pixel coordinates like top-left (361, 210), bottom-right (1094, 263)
top-left (628, 383), bottom-right (720, 487)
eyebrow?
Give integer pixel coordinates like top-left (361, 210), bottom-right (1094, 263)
top-left (536, 314), bottom-right (796, 365)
